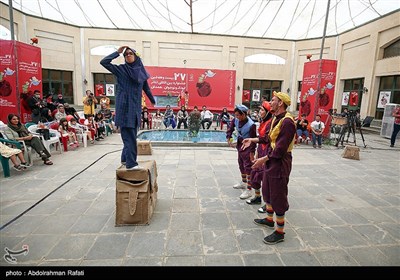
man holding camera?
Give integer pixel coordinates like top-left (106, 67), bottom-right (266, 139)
top-left (27, 90), bottom-right (46, 123)
top-left (83, 90), bottom-right (98, 119)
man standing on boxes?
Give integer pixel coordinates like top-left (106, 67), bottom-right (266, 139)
top-left (242, 92), bottom-right (296, 244)
top-left (101, 46), bottom-right (155, 170)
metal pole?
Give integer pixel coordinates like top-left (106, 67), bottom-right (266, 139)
top-left (314, 0), bottom-right (331, 120)
top-left (8, 0), bottom-right (15, 40)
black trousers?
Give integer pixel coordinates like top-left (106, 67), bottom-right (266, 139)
top-left (25, 137), bottom-right (51, 158)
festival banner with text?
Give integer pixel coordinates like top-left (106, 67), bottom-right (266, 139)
top-left (299, 59), bottom-right (337, 137)
top-left (0, 40), bottom-right (17, 124)
top-left (145, 66), bottom-right (236, 112)
top-left (0, 40), bottom-right (42, 124)
top-left (16, 42), bottom-right (42, 123)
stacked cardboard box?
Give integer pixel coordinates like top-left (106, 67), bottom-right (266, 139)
top-left (115, 160), bottom-right (158, 226)
top-left (137, 140), bottom-right (152, 155)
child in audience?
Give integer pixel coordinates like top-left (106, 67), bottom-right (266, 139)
top-left (58, 118), bottom-right (79, 148)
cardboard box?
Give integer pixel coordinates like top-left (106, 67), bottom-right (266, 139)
top-left (341, 145), bottom-right (360, 160)
top-left (115, 160), bottom-right (158, 226)
top-left (137, 140), bottom-right (152, 155)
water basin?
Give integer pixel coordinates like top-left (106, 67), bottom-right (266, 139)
top-left (137, 129), bottom-right (236, 146)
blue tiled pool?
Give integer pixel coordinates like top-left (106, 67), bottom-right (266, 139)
top-left (137, 129), bottom-right (235, 144)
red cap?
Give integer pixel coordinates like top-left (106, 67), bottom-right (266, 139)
top-left (260, 101), bottom-right (271, 112)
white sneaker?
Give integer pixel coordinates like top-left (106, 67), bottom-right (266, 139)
top-left (233, 182), bottom-right (247, 189)
top-left (239, 189), bottom-right (253, 199)
top-left (126, 165), bottom-right (144, 170)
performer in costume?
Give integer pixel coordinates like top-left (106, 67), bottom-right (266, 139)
top-left (100, 46), bottom-right (155, 170)
top-left (226, 104), bottom-right (257, 199)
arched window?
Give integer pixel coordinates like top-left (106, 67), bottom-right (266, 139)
top-left (383, 39), bottom-right (400, 59)
top-left (244, 53), bottom-right (286, 65)
top-left (90, 45), bottom-right (119, 56)
top-left (0, 25), bottom-right (11, 40)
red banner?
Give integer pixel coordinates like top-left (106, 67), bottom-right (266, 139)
top-left (145, 66), bottom-right (236, 112)
top-left (0, 40), bottom-right (17, 124)
top-left (95, 84), bottom-right (104, 96)
top-left (16, 42), bottom-right (42, 123)
top-left (0, 40), bottom-right (42, 124)
top-left (299, 59), bottom-right (337, 137)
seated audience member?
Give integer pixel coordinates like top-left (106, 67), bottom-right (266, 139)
top-left (200, 105), bottom-right (213, 129)
top-left (311, 114), bottom-right (325, 148)
top-left (40, 108), bottom-right (54, 123)
top-left (296, 114), bottom-right (310, 143)
top-left (153, 109), bottom-right (163, 129)
top-left (64, 103), bottom-right (80, 121)
top-left (45, 93), bottom-right (56, 112)
top-left (0, 141), bottom-right (30, 171)
top-left (177, 105), bottom-right (189, 129)
top-left (53, 93), bottom-right (65, 107)
top-left (220, 107), bottom-right (231, 129)
top-left (70, 118), bottom-right (94, 144)
top-left (59, 118), bottom-right (79, 148)
top-left (163, 105), bottom-right (175, 128)
top-left (98, 104), bottom-right (114, 131)
top-left (84, 114), bottom-right (98, 141)
top-left (99, 94), bottom-right (111, 109)
top-left (54, 104), bottom-right (67, 122)
top-left (4, 114), bottom-right (53, 165)
top-left (141, 106), bottom-right (150, 129)
top-left (94, 112), bottom-right (106, 139)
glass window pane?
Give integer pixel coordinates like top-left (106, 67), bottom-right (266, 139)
top-left (344, 80), bottom-right (352, 90)
top-left (392, 90), bottom-right (400, 104)
top-left (62, 71), bottom-right (72, 81)
top-left (252, 80), bottom-right (261, 88)
top-left (395, 75), bottom-right (400, 89)
top-left (353, 79), bottom-right (362, 90)
top-left (105, 74), bottom-right (115, 83)
top-left (62, 82), bottom-right (74, 104)
top-left (42, 69), bottom-right (49, 79)
top-left (262, 81), bottom-right (271, 89)
top-left (383, 39), bottom-right (400, 58)
top-left (271, 81), bottom-right (281, 91)
top-left (243, 79), bottom-right (251, 89)
top-left (263, 89), bottom-right (272, 101)
top-left (50, 71), bottom-right (61, 80)
top-left (380, 77), bottom-right (394, 90)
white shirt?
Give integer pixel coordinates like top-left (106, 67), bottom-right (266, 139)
top-left (311, 120), bottom-right (325, 132)
top-left (201, 110), bottom-right (213, 120)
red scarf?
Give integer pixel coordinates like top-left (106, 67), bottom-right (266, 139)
top-left (258, 118), bottom-right (272, 149)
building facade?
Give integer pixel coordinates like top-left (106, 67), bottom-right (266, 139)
top-left (1, 2), bottom-right (399, 119)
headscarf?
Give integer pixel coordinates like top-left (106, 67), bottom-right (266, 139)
top-left (7, 114), bottom-right (30, 137)
top-left (123, 47), bottom-right (150, 83)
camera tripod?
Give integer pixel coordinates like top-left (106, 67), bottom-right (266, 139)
top-left (334, 113), bottom-right (366, 148)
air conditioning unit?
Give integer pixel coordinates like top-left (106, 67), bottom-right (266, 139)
top-left (380, 103), bottom-right (399, 139)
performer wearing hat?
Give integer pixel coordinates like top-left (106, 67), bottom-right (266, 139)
top-left (242, 92), bottom-right (296, 244)
top-left (100, 46), bottom-right (155, 170)
top-left (246, 101), bottom-right (273, 206)
top-left (226, 104), bottom-right (257, 199)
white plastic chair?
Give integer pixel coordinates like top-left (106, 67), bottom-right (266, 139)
top-left (27, 125), bottom-right (63, 155)
top-left (71, 124), bottom-right (88, 147)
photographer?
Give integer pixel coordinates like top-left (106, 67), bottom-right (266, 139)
top-left (27, 90), bottom-right (46, 123)
top-left (83, 90), bottom-right (98, 119)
